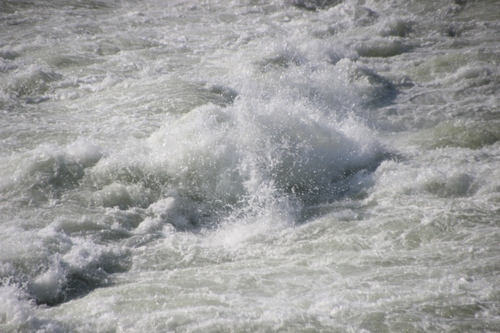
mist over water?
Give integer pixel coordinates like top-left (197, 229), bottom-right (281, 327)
top-left (1, 0), bottom-right (500, 332)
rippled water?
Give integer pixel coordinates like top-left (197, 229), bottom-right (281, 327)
top-left (1, 0), bottom-right (500, 332)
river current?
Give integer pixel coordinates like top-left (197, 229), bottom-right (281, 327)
top-left (1, 0), bottom-right (500, 332)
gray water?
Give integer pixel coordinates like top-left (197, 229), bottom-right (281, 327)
top-left (1, 0), bottom-right (500, 332)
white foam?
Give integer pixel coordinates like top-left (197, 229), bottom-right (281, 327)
top-left (1, 0), bottom-right (500, 331)
top-left (28, 264), bottom-right (67, 305)
top-left (65, 139), bottom-right (104, 168)
top-left (0, 286), bottom-right (35, 331)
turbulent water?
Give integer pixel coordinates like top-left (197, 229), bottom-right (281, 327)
top-left (1, 0), bottom-right (500, 332)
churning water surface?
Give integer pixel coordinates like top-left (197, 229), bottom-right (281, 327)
top-left (1, 0), bottom-right (500, 332)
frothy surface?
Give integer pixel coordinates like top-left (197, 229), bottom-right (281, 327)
top-left (1, 0), bottom-right (499, 332)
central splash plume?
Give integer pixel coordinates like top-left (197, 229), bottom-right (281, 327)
top-left (89, 80), bottom-right (387, 231)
